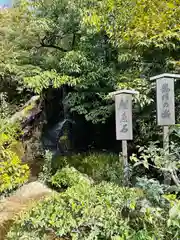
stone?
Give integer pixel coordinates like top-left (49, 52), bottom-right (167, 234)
top-left (0, 181), bottom-right (53, 240)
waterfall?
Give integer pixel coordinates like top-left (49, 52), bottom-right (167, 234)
top-left (42, 119), bottom-right (74, 157)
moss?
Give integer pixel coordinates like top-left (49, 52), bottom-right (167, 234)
top-left (22, 104), bottom-right (34, 115)
top-left (9, 142), bottom-right (25, 159)
top-left (52, 152), bottom-right (123, 184)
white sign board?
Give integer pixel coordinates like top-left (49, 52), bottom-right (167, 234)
top-left (156, 77), bottom-right (175, 126)
top-left (115, 94), bottom-right (133, 140)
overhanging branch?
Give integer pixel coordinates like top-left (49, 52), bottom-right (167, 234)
top-left (40, 35), bottom-right (68, 52)
top-left (40, 42), bottom-right (68, 52)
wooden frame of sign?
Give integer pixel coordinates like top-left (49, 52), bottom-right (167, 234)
top-left (109, 89), bottom-right (138, 185)
top-left (150, 73), bottom-right (180, 184)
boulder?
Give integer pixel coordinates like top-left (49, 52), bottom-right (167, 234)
top-left (0, 181), bottom-right (53, 240)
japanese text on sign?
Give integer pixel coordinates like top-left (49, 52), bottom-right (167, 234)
top-left (161, 83), bottom-right (170, 119)
top-left (156, 78), bottom-right (175, 125)
top-left (115, 94), bottom-right (133, 140)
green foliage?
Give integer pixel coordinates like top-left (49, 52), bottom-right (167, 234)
top-left (84, 0), bottom-right (180, 50)
top-left (1, 1), bottom-right (180, 239)
top-left (52, 152), bottom-right (124, 184)
top-left (24, 70), bottom-right (78, 94)
top-left (38, 150), bottom-right (53, 183)
top-left (6, 231), bottom-right (42, 240)
top-left (1, 0), bottom-right (117, 123)
top-left (0, 127), bottom-right (29, 195)
top-left (0, 79), bottom-right (29, 196)
top-left (6, 182), bottom-right (142, 240)
top-left (130, 141), bottom-right (180, 186)
top-left (51, 166), bottom-right (93, 189)
top-left (163, 194), bottom-right (180, 238)
top-left (0, 0), bottom-right (179, 136)
top-left (136, 177), bottom-right (166, 205)
top-left (83, 0), bottom-right (180, 139)
top-left (0, 148), bottom-right (29, 195)
top-left (1, 0), bottom-right (179, 146)
top-left (7, 178), bottom-right (180, 240)
top-left (168, 199), bottom-right (180, 233)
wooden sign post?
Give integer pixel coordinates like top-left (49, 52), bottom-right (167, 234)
top-left (109, 90), bottom-right (138, 185)
top-left (150, 73), bottom-right (180, 184)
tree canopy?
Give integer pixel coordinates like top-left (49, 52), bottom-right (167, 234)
top-left (0, 0), bottom-right (179, 136)
top-left (0, 1), bottom-right (180, 239)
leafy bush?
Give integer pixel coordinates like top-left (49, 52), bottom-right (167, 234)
top-left (0, 149), bottom-right (29, 195)
top-left (7, 179), bottom-right (179, 240)
top-left (7, 182), bottom-right (141, 239)
top-left (130, 142), bottom-right (180, 186)
top-left (0, 126), bottom-right (29, 196)
top-left (163, 194), bottom-right (180, 238)
top-left (51, 166), bottom-right (93, 189)
top-left (52, 152), bottom-right (124, 184)
top-left (38, 150), bottom-right (53, 183)
top-left (136, 177), bottom-right (166, 205)
top-left (168, 199), bottom-right (180, 235)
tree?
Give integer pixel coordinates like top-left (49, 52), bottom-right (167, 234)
top-left (0, 0), bottom-right (179, 146)
top-left (84, 0), bottom-right (180, 144)
top-left (0, 0), bottom-right (118, 123)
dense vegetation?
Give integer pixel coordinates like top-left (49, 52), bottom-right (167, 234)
top-left (0, 0), bottom-right (180, 239)
top-left (6, 167), bottom-right (180, 239)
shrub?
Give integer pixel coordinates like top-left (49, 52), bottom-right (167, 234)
top-left (0, 128), bottom-right (29, 196)
top-left (7, 182), bottom-right (141, 239)
top-left (130, 141), bottom-right (180, 186)
top-left (52, 152), bottom-right (124, 184)
top-left (38, 150), bottom-right (53, 183)
top-left (136, 177), bottom-right (166, 205)
top-left (7, 231), bottom-right (42, 240)
top-left (50, 166), bottom-right (93, 189)
top-left (0, 149), bottom-right (29, 195)
top-left (163, 194), bottom-right (180, 238)
top-left (7, 180), bottom-right (177, 240)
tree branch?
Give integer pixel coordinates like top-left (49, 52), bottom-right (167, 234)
top-left (40, 36), bottom-right (68, 52)
top-left (171, 170), bottom-right (180, 186)
top-left (72, 33), bottom-right (76, 49)
top-left (133, 161), bottom-right (180, 186)
top-left (40, 42), bottom-right (68, 52)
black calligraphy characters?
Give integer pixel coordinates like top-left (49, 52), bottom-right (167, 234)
top-left (119, 99), bottom-right (129, 133)
top-left (161, 83), bottom-right (170, 119)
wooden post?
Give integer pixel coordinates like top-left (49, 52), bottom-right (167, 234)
top-left (150, 73), bottom-right (180, 185)
top-left (163, 126), bottom-right (169, 151)
top-left (163, 126), bottom-right (171, 184)
top-left (122, 140), bottom-right (128, 185)
top-left (115, 93), bottom-right (132, 185)
top-left (109, 89), bottom-right (138, 186)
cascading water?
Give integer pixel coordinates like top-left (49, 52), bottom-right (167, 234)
top-left (42, 119), bottom-right (74, 157)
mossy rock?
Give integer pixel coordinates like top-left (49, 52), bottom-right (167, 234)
top-left (9, 142), bottom-right (25, 159)
top-left (0, 181), bottom-right (53, 240)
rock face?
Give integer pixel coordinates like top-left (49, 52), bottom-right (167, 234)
top-left (0, 181), bottom-right (53, 240)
